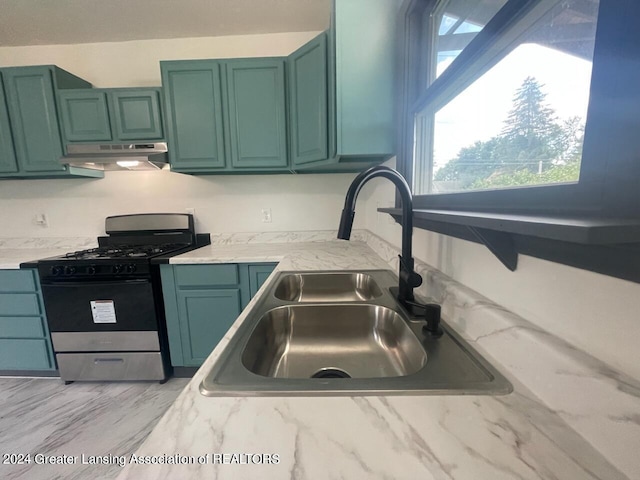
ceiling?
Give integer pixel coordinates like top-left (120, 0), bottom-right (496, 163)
top-left (0, 0), bottom-right (331, 47)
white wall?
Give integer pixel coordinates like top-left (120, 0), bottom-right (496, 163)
top-left (0, 171), bottom-right (360, 237)
top-left (360, 159), bottom-right (640, 381)
top-left (0, 32), bottom-right (360, 238)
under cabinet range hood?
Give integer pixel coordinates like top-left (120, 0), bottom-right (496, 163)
top-left (60, 143), bottom-right (169, 171)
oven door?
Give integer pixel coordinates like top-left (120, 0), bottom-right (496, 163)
top-left (41, 279), bottom-right (158, 332)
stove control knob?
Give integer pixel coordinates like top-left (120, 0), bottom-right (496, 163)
top-left (50, 266), bottom-right (63, 276)
top-left (112, 265), bottom-right (123, 274)
top-left (87, 266), bottom-right (97, 275)
top-left (125, 264), bottom-right (137, 274)
top-left (64, 266), bottom-right (76, 276)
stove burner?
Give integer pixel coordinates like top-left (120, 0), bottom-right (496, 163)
top-left (63, 243), bottom-right (188, 260)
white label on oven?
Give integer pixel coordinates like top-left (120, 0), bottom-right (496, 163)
top-left (90, 300), bottom-right (117, 324)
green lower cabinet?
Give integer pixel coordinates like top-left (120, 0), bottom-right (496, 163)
top-left (161, 262), bottom-right (277, 368)
top-left (0, 269), bottom-right (56, 372)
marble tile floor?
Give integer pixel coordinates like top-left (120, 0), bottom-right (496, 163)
top-left (0, 376), bottom-right (189, 480)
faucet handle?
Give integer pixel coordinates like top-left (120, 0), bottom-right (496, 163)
top-left (398, 255), bottom-right (422, 288)
top-left (404, 300), bottom-right (443, 338)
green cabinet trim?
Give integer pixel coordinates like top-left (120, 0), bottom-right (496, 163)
top-left (161, 61), bottom-right (227, 171)
top-left (58, 90), bottom-right (112, 142)
top-left (288, 33), bottom-right (329, 166)
top-left (225, 59), bottom-right (288, 169)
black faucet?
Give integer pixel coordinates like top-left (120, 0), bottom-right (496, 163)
top-left (337, 165), bottom-right (443, 337)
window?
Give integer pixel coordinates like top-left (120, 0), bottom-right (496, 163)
top-left (399, 0), bottom-right (640, 218)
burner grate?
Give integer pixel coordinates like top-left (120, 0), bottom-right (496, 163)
top-left (63, 243), bottom-right (188, 260)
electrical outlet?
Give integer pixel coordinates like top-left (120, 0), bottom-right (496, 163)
top-left (34, 213), bottom-right (48, 227)
top-left (261, 208), bottom-right (272, 223)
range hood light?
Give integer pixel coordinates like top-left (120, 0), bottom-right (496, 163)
top-left (116, 160), bottom-right (141, 168)
top-left (60, 143), bottom-right (169, 171)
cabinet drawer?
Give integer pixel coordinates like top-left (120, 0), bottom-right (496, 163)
top-left (0, 338), bottom-right (53, 370)
top-left (175, 264), bottom-right (239, 287)
top-left (0, 316), bottom-right (45, 338)
top-left (0, 293), bottom-right (41, 315)
top-left (0, 270), bottom-right (36, 292)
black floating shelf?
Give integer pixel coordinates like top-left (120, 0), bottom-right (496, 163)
top-left (379, 208), bottom-right (640, 279)
top-left (379, 208), bottom-right (640, 245)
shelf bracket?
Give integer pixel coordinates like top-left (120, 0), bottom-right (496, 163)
top-left (467, 226), bottom-right (518, 271)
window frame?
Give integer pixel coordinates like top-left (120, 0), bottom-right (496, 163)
top-left (397, 0), bottom-right (640, 220)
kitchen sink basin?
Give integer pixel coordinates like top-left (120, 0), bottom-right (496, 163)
top-left (273, 272), bottom-right (382, 302)
top-left (242, 304), bottom-right (427, 379)
top-left (200, 270), bottom-right (512, 397)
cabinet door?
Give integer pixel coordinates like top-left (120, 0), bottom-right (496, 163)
top-left (288, 34), bottom-right (329, 166)
top-left (177, 289), bottom-right (241, 366)
top-left (248, 264), bottom-right (277, 298)
top-left (0, 74), bottom-right (18, 173)
top-left (3, 67), bottom-right (66, 172)
top-left (111, 89), bottom-right (163, 141)
top-left (59, 90), bottom-right (112, 142)
top-left (161, 61), bottom-right (226, 170)
top-left (225, 59), bottom-right (288, 169)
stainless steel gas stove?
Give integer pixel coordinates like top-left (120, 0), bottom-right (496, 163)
top-left (37, 213), bottom-right (209, 383)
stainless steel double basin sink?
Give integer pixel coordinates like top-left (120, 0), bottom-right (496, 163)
top-left (200, 270), bottom-right (512, 396)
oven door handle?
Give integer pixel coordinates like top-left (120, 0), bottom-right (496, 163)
top-left (40, 279), bottom-right (150, 287)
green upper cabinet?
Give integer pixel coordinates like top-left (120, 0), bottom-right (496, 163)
top-left (288, 34), bottom-right (329, 166)
top-left (0, 74), bottom-right (18, 173)
top-left (0, 65), bottom-right (102, 179)
top-left (111, 89), bottom-right (163, 140)
top-left (4, 67), bottom-right (64, 173)
top-left (288, 0), bottom-right (402, 172)
top-left (58, 90), bottom-right (112, 142)
top-left (161, 61), bottom-right (226, 171)
top-left (225, 59), bottom-right (288, 169)
top-left (59, 87), bottom-right (163, 144)
top-left (161, 58), bottom-right (288, 173)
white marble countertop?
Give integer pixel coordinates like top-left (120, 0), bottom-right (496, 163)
top-left (117, 239), bottom-right (637, 480)
top-left (0, 237), bottom-right (97, 269)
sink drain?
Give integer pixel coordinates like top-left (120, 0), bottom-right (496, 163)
top-left (311, 367), bottom-right (352, 379)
